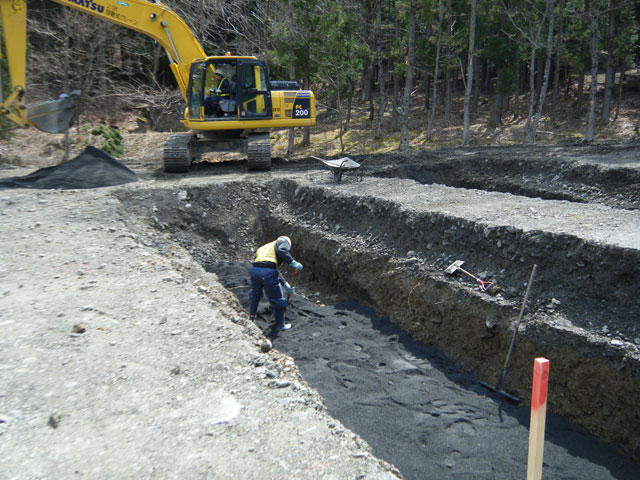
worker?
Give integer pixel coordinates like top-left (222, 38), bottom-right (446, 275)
top-left (249, 236), bottom-right (303, 331)
top-left (205, 70), bottom-right (231, 116)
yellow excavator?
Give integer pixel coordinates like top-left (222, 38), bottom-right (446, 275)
top-left (0, 0), bottom-right (315, 171)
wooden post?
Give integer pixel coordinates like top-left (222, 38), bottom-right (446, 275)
top-left (527, 357), bottom-right (550, 480)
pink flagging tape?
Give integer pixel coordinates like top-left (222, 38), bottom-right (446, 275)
top-left (527, 357), bottom-right (550, 480)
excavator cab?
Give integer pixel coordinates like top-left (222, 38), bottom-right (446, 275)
top-left (186, 57), bottom-right (272, 125)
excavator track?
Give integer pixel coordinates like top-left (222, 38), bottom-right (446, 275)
top-left (246, 133), bottom-right (271, 171)
top-left (163, 133), bottom-right (195, 173)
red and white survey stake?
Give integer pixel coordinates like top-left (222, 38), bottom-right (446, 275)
top-left (527, 357), bottom-right (550, 480)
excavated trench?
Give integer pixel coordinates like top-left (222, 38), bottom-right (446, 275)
top-left (117, 145), bottom-right (640, 477)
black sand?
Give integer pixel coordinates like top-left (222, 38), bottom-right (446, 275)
top-left (210, 261), bottom-right (638, 480)
top-left (0, 146), bottom-right (137, 190)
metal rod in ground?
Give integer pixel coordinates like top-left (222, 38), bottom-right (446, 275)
top-left (286, 269), bottom-right (299, 304)
top-left (481, 264), bottom-right (538, 402)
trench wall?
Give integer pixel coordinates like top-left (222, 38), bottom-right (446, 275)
top-left (268, 179), bottom-right (639, 339)
top-left (363, 148), bottom-right (640, 209)
top-left (261, 179), bottom-right (640, 456)
top-left (116, 180), bottom-right (640, 457)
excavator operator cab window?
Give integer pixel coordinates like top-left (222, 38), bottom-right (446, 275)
top-left (237, 62), bottom-right (271, 119)
top-left (203, 62), bottom-right (236, 119)
top-left (187, 61), bottom-right (238, 120)
top-left (187, 59), bottom-right (271, 121)
top-left (187, 62), bottom-right (207, 120)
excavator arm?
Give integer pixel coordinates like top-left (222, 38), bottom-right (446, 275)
top-left (0, 0), bottom-right (206, 132)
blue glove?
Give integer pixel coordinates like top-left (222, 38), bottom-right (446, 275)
top-left (291, 261), bottom-right (303, 271)
top-left (283, 282), bottom-right (294, 294)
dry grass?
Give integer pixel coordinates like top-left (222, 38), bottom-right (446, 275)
top-left (2, 79), bottom-right (639, 170)
top-left (275, 86), bottom-right (640, 161)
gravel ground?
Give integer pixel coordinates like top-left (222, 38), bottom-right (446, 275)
top-left (2, 139), bottom-right (639, 478)
top-left (0, 185), bottom-right (400, 479)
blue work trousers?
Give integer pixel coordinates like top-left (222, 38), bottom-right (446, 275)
top-left (249, 266), bottom-right (287, 329)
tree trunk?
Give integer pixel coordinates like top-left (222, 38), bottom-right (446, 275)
top-left (523, 42), bottom-right (538, 143)
top-left (536, 56), bottom-right (544, 98)
top-left (599, 0), bottom-right (616, 126)
top-left (392, 73), bottom-right (400, 131)
top-left (472, 55), bottom-right (480, 110)
top-left (391, 1), bottom-right (400, 131)
top-left (399, 0), bottom-right (416, 152)
top-left (518, 58), bottom-right (527, 95)
top-left (369, 74), bottom-right (375, 121)
top-left (427, 0), bottom-right (444, 141)
top-left (528, 0), bottom-right (555, 144)
top-left (551, 0), bottom-right (566, 124)
top-left (490, 88), bottom-right (505, 127)
top-left (337, 89), bottom-right (345, 153)
top-left (576, 66), bottom-right (585, 105)
top-left (462, 0), bottom-right (477, 146)
top-left (584, 0), bottom-right (599, 143)
top-left (151, 43), bottom-right (163, 85)
top-left (443, 0), bottom-right (453, 126)
top-left (613, 68), bottom-right (624, 123)
top-left (345, 82), bottom-right (354, 132)
top-left (482, 57), bottom-right (490, 92)
top-left (361, 62), bottom-right (371, 102)
top-left (520, 0), bottom-right (551, 144)
top-left (97, 41), bottom-right (108, 120)
top-left (375, 0), bottom-right (386, 137)
top-left (61, 9), bottom-right (72, 162)
top-left (302, 9), bottom-right (311, 146)
top-left (361, 4), bottom-right (375, 106)
top-left (423, 71), bottom-right (430, 111)
top-left (287, 0), bottom-right (296, 156)
top-left (444, 69), bottom-right (452, 126)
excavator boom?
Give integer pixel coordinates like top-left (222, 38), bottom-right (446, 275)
top-left (47, 0), bottom-right (207, 95)
top-left (0, 0), bottom-right (205, 131)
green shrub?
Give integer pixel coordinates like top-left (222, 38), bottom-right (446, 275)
top-left (0, 116), bottom-right (15, 141)
top-left (89, 124), bottom-right (124, 158)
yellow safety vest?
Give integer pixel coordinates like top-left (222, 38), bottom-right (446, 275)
top-left (254, 241), bottom-right (279, 266)
top-left (217, 78), bottom-right (230, 97)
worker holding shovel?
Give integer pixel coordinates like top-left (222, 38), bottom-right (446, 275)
top-left (249, 236), bottom-right (303, 331)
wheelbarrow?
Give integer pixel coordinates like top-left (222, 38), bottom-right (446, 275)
top-left (312, 156), bottom-right (362, 183)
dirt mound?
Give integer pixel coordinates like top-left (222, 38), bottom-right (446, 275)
top-left (0, 146), bottom-right (138, 190)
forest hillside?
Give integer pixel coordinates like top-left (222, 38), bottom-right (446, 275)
top-left (1, 0), bottom-right (639, 161)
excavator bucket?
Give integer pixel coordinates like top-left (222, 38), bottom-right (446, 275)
top-left (25, 91), bottom-right (81, 133)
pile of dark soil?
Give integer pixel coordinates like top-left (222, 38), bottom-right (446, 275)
top-left (0, 146), bottom-right (137, 190)
top-left (210, 260), bottom-right (639, 480)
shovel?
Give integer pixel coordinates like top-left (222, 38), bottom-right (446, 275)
top-left (479, 264), bottom-right (538, 403)
top-left (286, 269), bottom-right (299, 304)
top-left (445, 260), bottom-right (493, 291)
